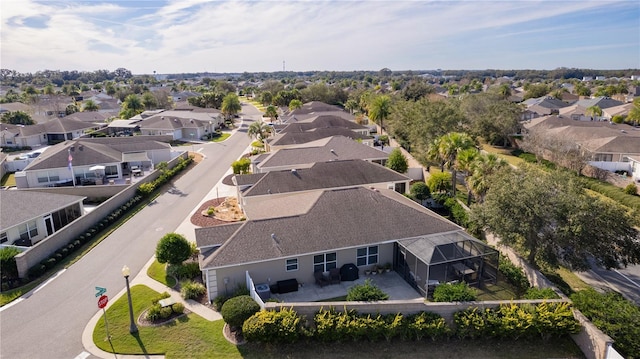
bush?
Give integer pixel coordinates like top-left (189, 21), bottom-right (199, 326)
top-left (231, 157), bottom-right (251, 174)
top-left (524, 287), bottom-right (559, 299)
top-left (409, 181), bottom-right (430, 201)
top-left (623, 183), bottom-right (637, 195)
top-left (28, 264), bottom-right (46, 278)
top-left (167, 262), bottom-right (201, 280)
top-left (212, 285), bottom-right (249, 310)
top-left (220, 295), bottom-right (260, 330)
top-left (346, 279), bottom-right (389, 301)
top-left (406, 311), bottom-right (449, 340)
top-left (159, 306), bottom-right (173, 319)
top-left (172, 302), bottom-right (185, 314)
top-left (454, 302), bottom-right (579, 340)
top-left (444, 197), bottom-right (469, 227)
top-left (243, 308), bottom-right (305, 343)
top-left (146, 304), bottom-right (161, 321)
top-left (151, 291), bottom-right (171, 305)
top-left (180, 280), bottom-right (206, 300)
top-left (43, 257), bottom-right (57, 269)
top-left (432, 282), bottom-right (477, 302)
top-left (156, 233), bottom-right (192, 265)
top-left (498, 257), bottom-right (530, 295)
top-left (571, 288), bottom-right (640, 358)
top-left (0, 247), bottom-right (21, 281)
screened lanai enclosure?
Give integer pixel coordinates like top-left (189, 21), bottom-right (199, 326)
top-left (394, 231), bottom-right (499, 297)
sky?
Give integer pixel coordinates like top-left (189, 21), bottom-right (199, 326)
top-left (1, 0), bottom-right (639, 75)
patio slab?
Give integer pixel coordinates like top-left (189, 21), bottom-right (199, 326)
top-left (272, 271), bottom-right (423, 302)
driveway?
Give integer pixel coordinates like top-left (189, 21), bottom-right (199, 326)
top-left (0, 104), bottom-right (261, 359)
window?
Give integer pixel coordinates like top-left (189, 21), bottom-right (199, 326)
top-left (593, 153), bottom-right (613, 162)
top-left (37, 171), bottom-right (60, 183)
top-left (18, 220), bottom-right (38, 241)
top-left (314, 252), bottom-right (337, 273)
top-left (357, 246), bottom-right (379, 266)
top-left (105, 165), bottom-right (118, 177)
top-left (0, 232), bottom-right (7, 244)
top-left (285, 258), bottom-right (298, 272)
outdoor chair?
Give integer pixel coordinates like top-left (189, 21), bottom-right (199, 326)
top-left (329, 268), bottom-right (341, 284)
top-left (314, 271), bottom-right (330, 287)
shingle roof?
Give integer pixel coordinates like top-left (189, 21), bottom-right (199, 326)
top-left (575, 96), bottom-right (624, 110)
top-left (23, 138), bottom-right (170, 170)
top-left (288, 101), bottom-right (344, 115)
top-left (278, 114), bottom-right (366, 134)
top-left (1, 190), bottom-right (85, 229)
top-left (197, 187), bottom-right (460, 269)
top-left (524, 115), bottom-right (640, 154)
top-left (258, 135), bottom-right (388, 169)
top-left (266, 128), bottom-right (371, 147)
top-left (241, 160), bottom-right (409, 197)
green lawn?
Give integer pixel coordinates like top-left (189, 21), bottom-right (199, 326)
top-left (146, 259), bottom-right (177, 288)
top-left (1, 172), bottom-right (16, 187)
top-left (94, 285), bottom-right (241, 358)
top-left (95, 285), bottom-right (584, 359)
top-left (212, 133), bottom-right (231, 142)
top-left (475, 282), bottom-right (520, 301)
top-left (479, 143), bottom-right (525, 167)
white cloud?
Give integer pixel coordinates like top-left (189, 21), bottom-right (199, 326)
top-left (1, 0), bottom-right (637, 73)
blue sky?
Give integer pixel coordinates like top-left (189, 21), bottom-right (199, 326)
top-left (1, 1), bottom-right (638, 74)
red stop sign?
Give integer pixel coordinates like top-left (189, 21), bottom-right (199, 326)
top-left (97, 295), bottom-right (108, 309)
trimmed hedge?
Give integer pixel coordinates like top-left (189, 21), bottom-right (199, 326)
top-left (212, 285), bottom-right (249, 311)
top-left (26, 194), bottom-right (144, 280)
top-left (454, 302), bottom-right (580, 340)
top-left (571, 288), bottom-right (640, 358)
top-left (137, 157), bottom-right (193, 196)
top-left (243, 308), bottom-right (307, 343)
top-left (220, 295), bottom-right (260, 329)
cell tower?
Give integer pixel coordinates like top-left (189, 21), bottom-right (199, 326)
top-left (283, 60), bottom-right (285, 72)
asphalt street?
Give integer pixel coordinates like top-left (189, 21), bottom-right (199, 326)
top-left (0, 103), bottom-right (259, 359)
top-left (577, 260), bottom-right (640, 305)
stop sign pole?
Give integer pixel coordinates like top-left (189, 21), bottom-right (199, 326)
top-left (97, 293), bottom-right (111, 340)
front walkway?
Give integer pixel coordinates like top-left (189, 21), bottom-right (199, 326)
top-left (272, 271), bottom-right (422, 302)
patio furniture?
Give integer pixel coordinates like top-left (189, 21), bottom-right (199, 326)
top-left (329, 268), bottom-right (341, 284)
top-left (314, 271), bottom-right (331, 287)
top-left (274, 278), bottom-right (299, 293)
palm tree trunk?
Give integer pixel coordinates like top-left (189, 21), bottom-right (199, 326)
top-left (451, 169), bottom-right (457, 196)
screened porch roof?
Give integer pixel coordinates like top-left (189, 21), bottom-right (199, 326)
top-left (397, 231), bottom-right (498, 265)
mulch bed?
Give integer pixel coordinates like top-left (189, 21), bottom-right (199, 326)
top-left (223, 323), bottom-right (246, 345)
top-left (137, 308), bottom-right (191, 327)
top-left (190, 198), bottom-right (227, 227)
top-left (221, 174), bottom-right (235, 186)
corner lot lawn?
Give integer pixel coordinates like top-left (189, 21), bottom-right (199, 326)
top-left (95, 285), bottom-right (584, 359)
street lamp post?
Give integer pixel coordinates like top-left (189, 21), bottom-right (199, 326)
top-left (121, 265), bottom-right (138, 334)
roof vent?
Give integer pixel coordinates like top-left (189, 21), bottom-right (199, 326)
top-left (271, 233), bottom-right (279, 244)
top-left (174, 118), bottom-right (178, 122)
top-left (161, 116), bottom-right (165, 120)
top-left (330, 149), bottom-right (336, 154)
top-left (291, 169), bottom-right (297, 174)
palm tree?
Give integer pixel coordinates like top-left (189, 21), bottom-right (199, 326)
top-left (585, 105), bottom-right (603, 121)
top-left (82, 99), bottom-right (100, 112)
top-left (456, 148), bottom-right (479, 205)
top-left (288, 99), bottom-right (303, 111)
top-left (467, 153), bottom-right (508, 203)
top-left (436, 132), bottom-right (476, 196)
top-left (368, 95), bottom-right (391, 134)
top-left (247, 121), bottom-right (272, 142)
top-left (344, 99), bottom-right (358, 114)
top-left (221, 93), bottom-right (242, 120)
top-left (264, 105), bottom-right (278, 123)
